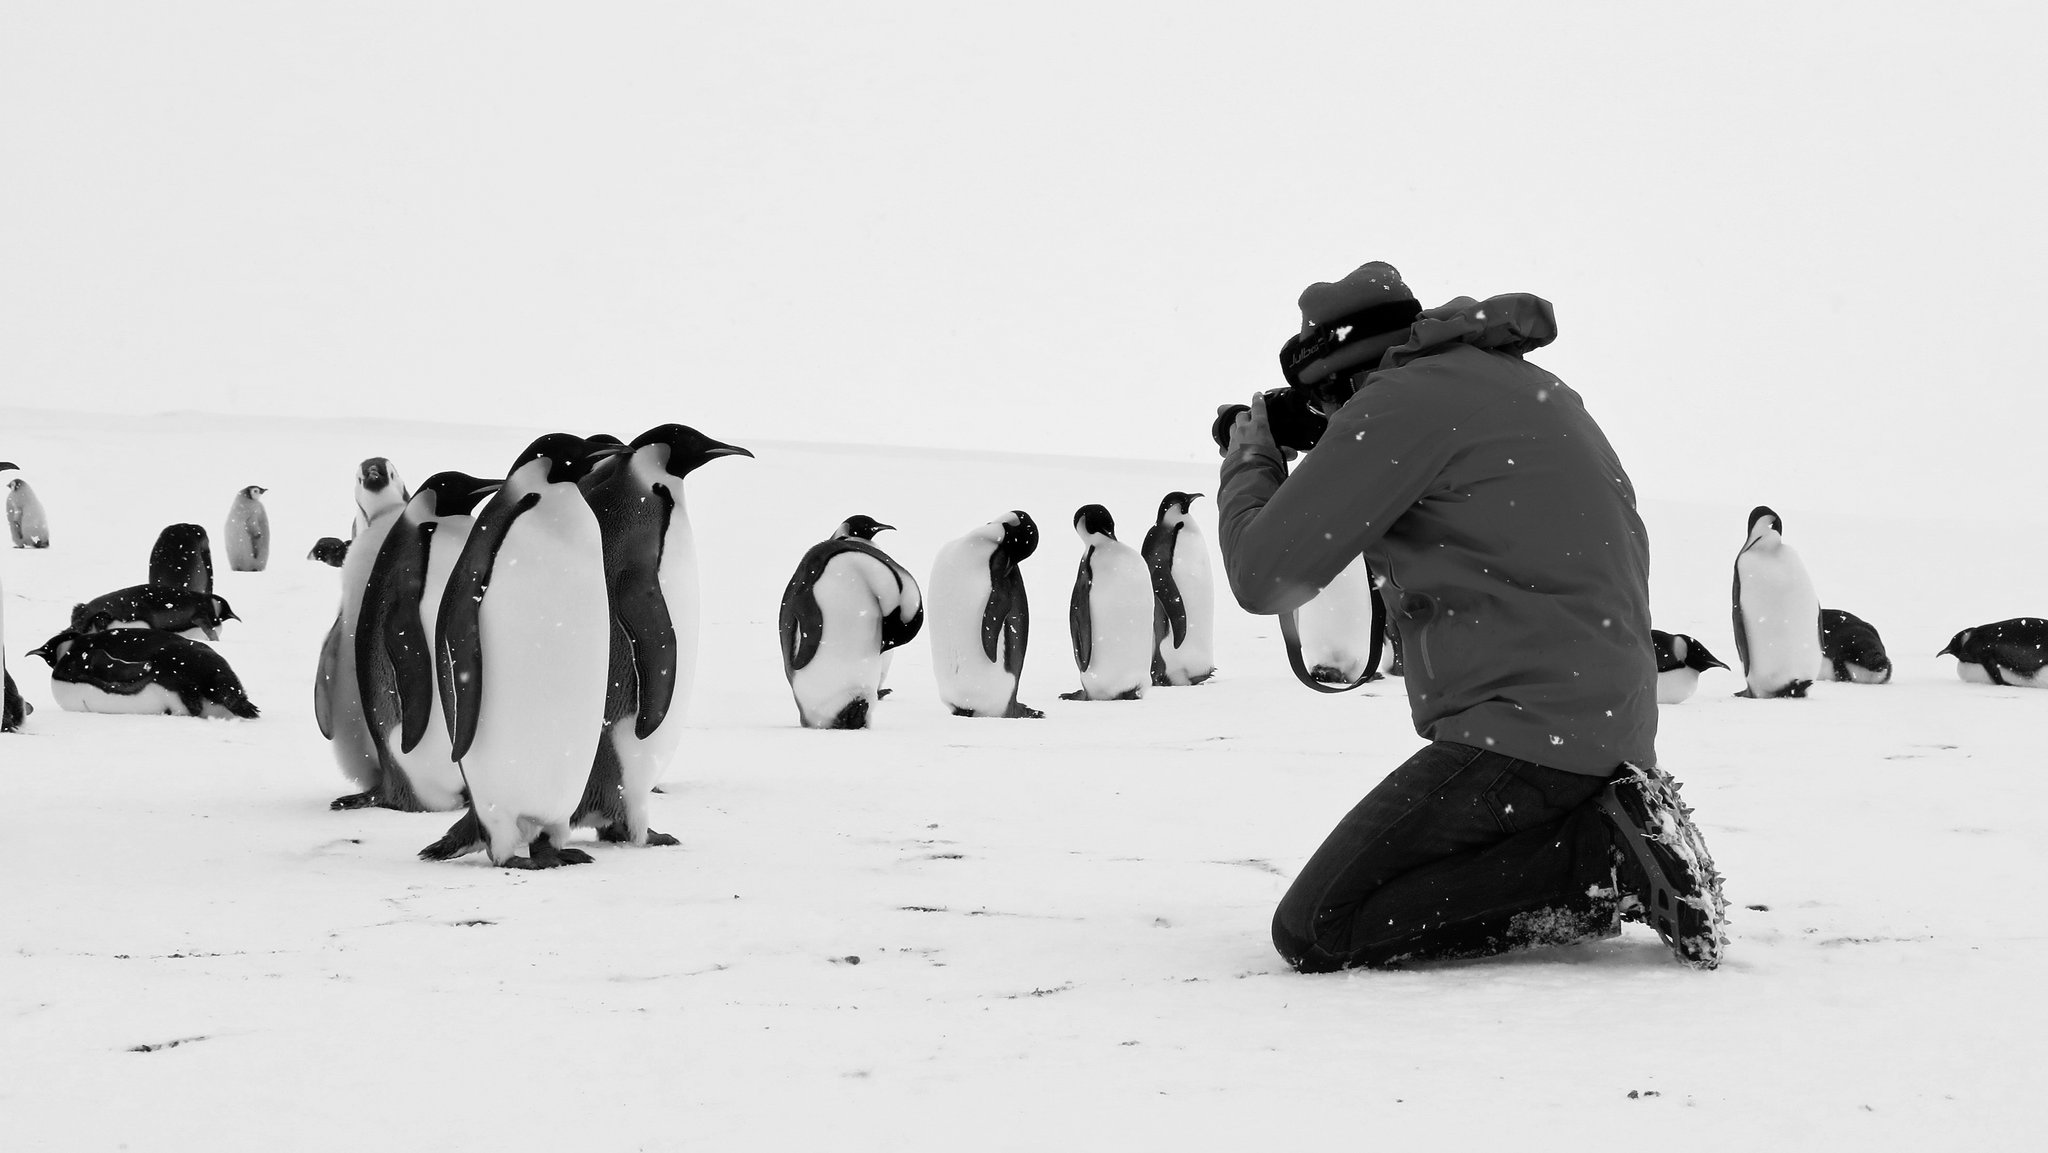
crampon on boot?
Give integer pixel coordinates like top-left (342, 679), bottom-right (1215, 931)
top-left (1599, 763), bottom-right (1728, 970)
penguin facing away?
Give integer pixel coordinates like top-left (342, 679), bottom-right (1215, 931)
top-left (1731, 505), bottom-right (1821, 699)
top-left (1063, 504), bottom-right (1153, 701)
top-left (1819, 608), bottom-right (1893, 684)
top-left (1294, 553), bottom-right (1380, 683)
top-left (28, 629), bottom-right (259, 718)
top-left (224, 486), bottom-right (270, 572)
top-left (779, 515), bottom-right (925, 729)
top-left (1938, 618), bottom-right (2048, 688)
top-left (929, 510), bottom-right (1043, 719)
top-left (147, 524), bottom-right (214, 594)
top-left (71, 585), bottom-right (238, 640)
top-left (1144, 491), bottom-right (1216, 687)
top-left (7, 477), bottom-right (50, 548)
top-left (318, 458), bottom-right (411, 810)
top-left (1651, 630), bottom-right (1730, 704)
top-left (425, 435), bottom-right (617, 868)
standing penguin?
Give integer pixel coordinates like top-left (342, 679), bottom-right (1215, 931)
top-left (3, 565), bottom-right (29, 732)
top-left (1938, 618), bottom-right (2048, 687)
top-left (1732, 505), bottom-right (1822, 699)
top-left (425, 435), bottom-right (616, 868)
top-left (1651, 630), bottom-right (1730, 704)
top-left (147, 524), bottom-right (214, 594)
top-left (1063, 504), bottom-right (1153, 701)
top-left (352, 472), bottom-right (503, 815)
top-left (28, 629), bottom-right (259, 718)
top-left (223, 486), bottom-right (270, 572)
top-left (318, 458), bottom-right (410, 810)
top-left (929, 510), bottom-right (1042, 718)
top-left (7, 477), bottom-right (50, 548)
top-left (1144, 492), bottom-right (1216, 686)
top-left (1293, 554), bottom-right (1381, 683)
top-left (1819, 608), bottom-right (1893, 684)
top-left (779, 515), bottom-right (924, 729)
top-left (572, 424), bottom-right (752, 845)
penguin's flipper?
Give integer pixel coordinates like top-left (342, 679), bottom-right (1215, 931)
top-left (982, 563), bottom-right (1031, 673)
top-left (1144, 522), bottom-right (1188, 646)
top-left (436, 491), bottom-right (540, 762)
top-left (1070, 552), bottom-right (1094, 672)
top-left (615, 572), bottom-right (676, 739)
top-left (881, 594), bottom-right (925, 652)
top-left (314, 614), bottom-right (344, 740)
top-left (358, 520), bottom-right (428, 752)
top-left (3, 670), bottom-right (27, 732)
top-left (850, 544), bottom-right (922, 651)
top-left (1730, 579), bottom-right (1752, 677)
top-left (779, 542), bottom-right (833, 677)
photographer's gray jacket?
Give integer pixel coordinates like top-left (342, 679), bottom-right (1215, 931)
top-left (1217, 293), bottom-right (1656, 776)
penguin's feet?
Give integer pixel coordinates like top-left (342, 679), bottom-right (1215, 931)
top-left (877, 688), bottom-right (893, 699)
top-left (1058, 690), bottom-right (1088, 701)
top-left (596, 823), bottom-right (631, 843)
top-left (330, 791), bottom-right (376, 811)
top-left (418, 811), bottom-right (485, 861)
top-left (527, 832), bottom-right (594, 867)
top-left (1113, 688), bottom-right (1142, 701)
top-left (951, 706), bottom-right (978, 717)
top-left (644, 830), bottom-right (681, 848)
top-left (829, 698), bottom-right (871, 729)
top-left (1004, 702), bottom-right (1046, 719)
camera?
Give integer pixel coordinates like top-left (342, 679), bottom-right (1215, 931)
top-left (1212, 387), bottom-right (1331, 454)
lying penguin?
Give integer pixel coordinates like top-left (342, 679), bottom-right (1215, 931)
top-left (1938, 618), bottom-right (2048, 688)
top-left (71, 585), bottom-right (239, 640)
top-left (1819, 608), bottom-right (1892, 684)
top-left (1651, 630), bottom-right (1729, 704)
top-left (28, 629), bottom-right (259, 718)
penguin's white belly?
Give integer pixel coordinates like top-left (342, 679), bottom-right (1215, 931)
top-left (791, 559), bottom-right (888, 726)
top-left (1823, 659), bottom-right (1891, 685)
top-left (1080, 550), bottom-right (1152, 699)
top-left (1737, 552), bottom-right (1821, 693)
top-left (1296, 557), bottom-right (1377, 677)
top-left (383, 523), bottom-right (470, 811)
top-left (929, 549), bottom-right (1015, 714)
top-left (463, 521), bottom-right (610, 824)
top-left (1656, 667), bottom-right (1701, 704)
top-left (1957, 662), bottom-right (2048, 688)
top-left (53, 679), bottom-right (194, 716)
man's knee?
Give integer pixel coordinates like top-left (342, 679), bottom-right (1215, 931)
top-left (1272, 907), bottom-right (1346, 973)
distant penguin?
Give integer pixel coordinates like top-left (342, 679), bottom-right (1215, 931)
top-left (351, 472), bottom-right (504, 815)
top-left (1651, 630), bottom-right (1730, 704)
top-left (572, 424), bottom-right (752, 845)
top-left (1819, 609), bottom-right (1892, 684)
top-left (147, 524), bottom-right (213, 594)
top-left (3, 566), bottom-right (29, 732)
top-left (71, 585), bottom-right (238, 640)
top-left (1062, 504), bottom-right (1152, 701)
top-left (307, 537), bottom-right (350, 567)
top-left (317, 458), bottom-right (410, 810)
top-left (1144, 492), bottom-right (1216, 686)
top-left (1938, 618), bottom-right (2048, 688)
top-left (779, 515), bottom-right (925, 729)
top-left (28, 629), bottom-right (258, 718)
top-left (224, 486), bottom-right (270, 572)
top-left (929, 510), bottom-right (1042, 718)
top-left (1294, 554), bottom-right (1380, 683)
top-left (7, 477), bottom-right (49, 548)
top-left (1732, 506), bottom-right (1821, 699)
top-left (423, 435), bottom-right (616, 868)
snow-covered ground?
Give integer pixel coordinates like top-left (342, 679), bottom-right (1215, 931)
top-left (2, 406), bottom-right (2043, 1151)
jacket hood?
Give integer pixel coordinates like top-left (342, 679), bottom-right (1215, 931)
top-left (1384, 293), bottom-right (1557, 368)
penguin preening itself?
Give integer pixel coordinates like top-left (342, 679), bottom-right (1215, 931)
top-left (7, 476), bottom-right (50, 549)
top-left (224, 486), bottom-right (270, 572)
top-left (1938, 618), bottom-right (2048, 688)
top-left (424, 434), bottom-right (618, 869)
top-left (1144, 492), bottom-right (1215, 687)
top-left (350, 471), bottom-right (504, 815)
top-left (779, 515), bottom-right (925, 729)
top-left (1819, 608), bottom-right (1893, 684)
top-left (929, 510), bottom-right (1042, 718)
top-left (307, 537), bottom-right (350, 567)
top-left (317, 458), bottom-right (411, 810)
top-left (28, 629), bottom-right (259, 719)
top-left (1063, 504), bottom-right (1152, 702)
top-left (1731, 505), bottom-right (1821, 699)
top-left (147, 524), bottom-right (214, 595)
top-left (1651, 630), bottom-right (1730, 704)
top-left (71, 585), bottom-right (239, 640)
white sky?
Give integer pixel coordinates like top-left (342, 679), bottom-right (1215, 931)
top-left (4, 2), bottom-right (2043, 520)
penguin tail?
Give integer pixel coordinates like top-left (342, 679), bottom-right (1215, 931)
top-left (226, 696), bottom-right (260, 720)
top-left (419, 810), bottom-right (485, 861)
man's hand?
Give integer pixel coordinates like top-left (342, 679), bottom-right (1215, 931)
top-left (1219, 394), bottom-right (1296, 461)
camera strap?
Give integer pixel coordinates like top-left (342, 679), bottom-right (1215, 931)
top-left (1276, 579), bottom-right (1388, 694)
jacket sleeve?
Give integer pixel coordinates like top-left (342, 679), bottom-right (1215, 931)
top-left (1215, 376), bottom-right (1461, 616)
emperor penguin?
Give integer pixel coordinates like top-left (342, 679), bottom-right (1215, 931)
top-left (1651, 630), bottom-right (1729, 704)
top-left (1143, 492), bottom-right (1216, 686)
top-left (1819, 608), bottom-right (1893, 684)
top-left (317, 458), bottom-right (411, 810)
top-left (28, 629), bottom-right (259, 718)
top-left (147, 524), bottom-right (213, 594)
top-left (71, 585), bottom-right (238, 640)
top-left (929, 510), bottom-right (1042, 718)
top-left (7, 477), bottom-right (50, 549)
top-left (1062, 504), bottom-right (1152, 701)
top-left (1293, 554), bottom-right (1381, 683)
top-left (573, 424), bottom-right (752, 845)
top-left (352, 471), bottom-right (504, 815)
top-left (1938, 618), bottom-right (2048, 688)
top-left (426, 434), bottom-right (617, 868)
top-left (3, 566), bottom-right (29, 733)
top-left (307, 537), bottom-right (350, 567)
top-left (1732, 505), bottom-right (1821, 699)
top-left (780, 515), bottom-right (924, 729)
top-left (223, 486), bottom-right (270, 572)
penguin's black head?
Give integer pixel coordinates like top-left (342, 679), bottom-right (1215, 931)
top-left (1676, 633), bottom-right (1728, 672)
top-left (1156, 491), bottom-right (1203, 522)
top-left (629, 424), bottom-right (754, 476)
top-left (1746, 506), bottom-right (1782, 537)
top-left (1074, 504), bottom-right (1116, 539)
top-left (242, 485), bottom-right (267, 498)
top-left (28, 630), bottom-right (83, 666)
top-left (1937, 629), bottom-right (1971, 658)
top-left (998, 510), bottom-right (1039, 560)
top-left (510, 433), bottom-right (617, 485)
top-left (414, 471), bottom-right (503, 518)
top-left (836, 514), bottom-right (894, 541)
top-left (308, 537), bottom-right (349, 566)
top-left (359, 458), bottom-right (397, 494)
top-left (209, 594), bottom-right (240, 624)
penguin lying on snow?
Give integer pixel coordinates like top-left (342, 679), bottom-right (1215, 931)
top-left (307, 537), bottom-right (349, 567)
top-left (1063, 504), bottom-right (1152, 701)
top-left (1732, 505), bottom-right (1820, 698)
top-left (28, 629), bottom-right (259, 718)
top-left (780, 515), bottom-right (924, 729)
top-left (72, 585), bottom-right (239, 640)
top-left (224, 485), bottom-right (270, 572)
top-left (1819, 608), bottom-right (1892, 684)
top-left (1938, 618), bottom-right (2048, 688)
top-left (148, 523), bottom-right (214, 594)
top-left (929, 510), bottom-right (1042, 718)
top-left (1651, 630), bottom-right (1729, 704)
top-left (1144, 492), bottom-right (1215, 687)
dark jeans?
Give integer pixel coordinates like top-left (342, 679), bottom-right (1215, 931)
top-left (1273, 741), bottom-right (1620, 972)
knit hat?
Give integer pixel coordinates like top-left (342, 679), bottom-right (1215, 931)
top-left (1279, 261), bottom-right (1423, 387)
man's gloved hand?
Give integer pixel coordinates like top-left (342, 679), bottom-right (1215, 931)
top-left (1218, 394), bottom-right (1296, 461)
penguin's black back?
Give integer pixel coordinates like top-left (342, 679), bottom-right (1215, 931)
top-left (149, 524), bottom-right (214, 594)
